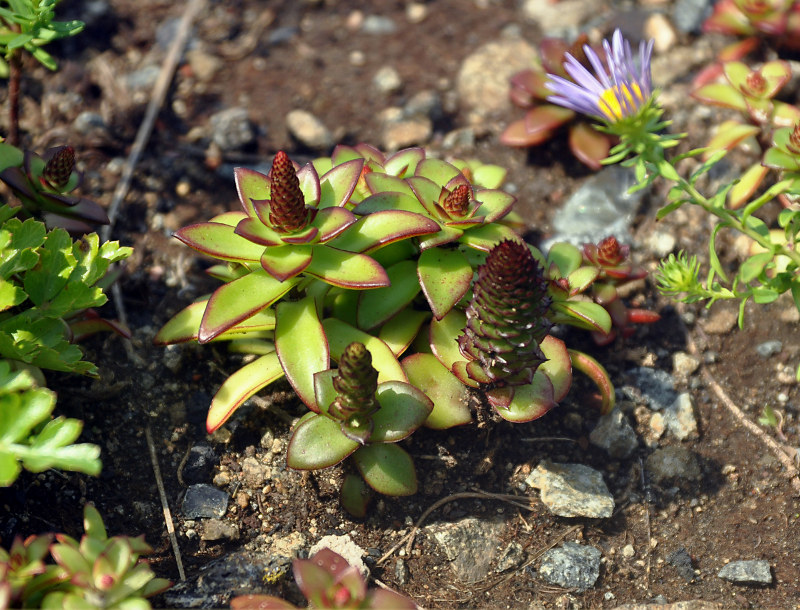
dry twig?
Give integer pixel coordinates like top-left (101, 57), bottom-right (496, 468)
top-left (145, 427), bottom-right (186, 581)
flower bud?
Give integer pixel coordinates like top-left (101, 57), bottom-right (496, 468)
top-left (268, 151), bottom-right (309, 233)
top-left (43, 146), bottom-right (75, 190)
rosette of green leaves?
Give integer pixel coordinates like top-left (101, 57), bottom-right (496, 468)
top-left (231, 548), bottom-right (416, 610)
top-left (287, 342), bottom-right (431, 503)
top-left (0, 144), bottom-right (109, 229)
top-left (3, 505), bottom-right (170, 609)
top-left (0, 204), bottom-right (131, 375)
top-left (349, 153), bottom-right (519, 324)
top-left (0, 361), bottom-right (100, 486)
top-left (692, 60), bottom-right (800, 208)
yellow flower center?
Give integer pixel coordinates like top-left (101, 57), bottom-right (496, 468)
top-left (598, 82), bottom-right (644, 121)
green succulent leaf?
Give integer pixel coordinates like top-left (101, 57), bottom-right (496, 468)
top-left (340, 472), bottom-right (371, 518)
top-left (206, 352), bottom-right (284, 432)
top-left (383, 148), bottom-right (424, 177)
top-left (401, 353), bottom-right (472, 429)
top-left (175, 222), bottom-right (265, 263)
top-left (329, 210), bottom-right (438, 253)
top-left (494, 372), bottom-right (555, 422)
top-left (378, 308), bottom-right (430, 357)
top-left (199, 271), bottom-right (299, 342)
top-left (369, 381), bottom-right (433, 442)
top-left (353, 191), bottom-right (423, 215)
top-left (235, 167), bottom-right (272, 217)
top-left (547, 242), bottom-right (583, 277)
top-left (455, 222), bottom-right (521, 251)
top-left (155, 299), bottom-right (277, 344)
top-left (275, 296), bottom-right (329, 410)
top-left (304, 246), bottom-right (389, 289)
top-left (415, 158), bottom-right (462, 187)
top-left (569, 121), bottom-right (611, 170)
top-left (728, 163), bottom-right (768, 210)
top-left (539, 335), bottom-right (572, 402)
top-left (352, 443), bottom-right (417, 496)
top-left (692, 83), bottom-right (747, 112)
top-left (260, 245), bottom-right (313, 281)
top-left (357, 260), bottom-right (420, 330)
top-left (363, 172), bottom-right (416, 199)
top-left (287, 414), bottom-right (359, 469)
top-left (318, 159), bottom-right (363, 208)
top-left (417, 246), bottom-right (473, 319)
top-left (551, 299), bottom-right (612, 333)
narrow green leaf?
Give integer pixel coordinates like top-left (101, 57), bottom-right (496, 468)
top-left (357, 260), bottom-right (420, 330)
top-left (207, 353), bottom-right (284, 432)
top-left (286, 414), bottom-right (358, 469)
top-left (739, 251), bottom-right (773, 283)
top-left (275, 296), bottom-right (329, 409)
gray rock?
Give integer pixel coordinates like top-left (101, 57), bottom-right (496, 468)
top-left (495, 541), bottom-right (525, 573)
top-left (526, 461), bottom-right (614, 518)
top-left (186, 48), bottom-right (223, 82)
top-left (717, 560), bottom-right (772, 585)
top-left (210, 107), bottom-right (256, 151)
top-left (309, 535), bottom-right (367, 577)
top-left (644, 229), bottom-right (677, 258)
top-left (520, 0), bottom-right (605, 38)
top-left (666, 547), bottom-right (696, 582)
top-left (394, 558), bottom-right (409, 585)
top-left (756, 340), bottom-right (783, 358)
top-left (672, 352), bottom-right (700, 379)
top-left (672, 0), bottom-right (714, 33)
top-left (182, 483), bottom-right (228, 518)
top-left (361, 15), bottom-right (397, 35)
top-left (381, 117), bottom-right (432, 151)
top-left (201, 518), bottom-right (239, 541)
top-left (73, 111), bottom-right (108, 136)
top-left (161, 344), bottom-right (183, 373)
top-left (162, 551), bottom-right (277, 607)
top-left (373, 65), bottom-right (402, 94)
top-left (267, 26), bottom-right (299, 45)
top-left (404, 90), bottom-right (443, 121)
top-left (124, 65), bottom-right (160, 91)
top-left (590, 410), bottom-right (639, 458)
top-left (456, 39), bottom-right (538, 117)
top-left (624, 367), bottom-right (678, 411)
top-left (240, 456), bottom-right (268, 487)
top-left (663, 393), bottom-right (698, 441)
top-left (544, 166), bottom-right (645, 251)
top-left (286, 109), bottom-right (334, 150)
top-left (537, 541), bottom-right (602, 592)
top-left (182, 444), bottom-right (218, 484)
top-left (427, 517), bottom-right (505, 583)
top-left (645, 446), bottom-right (701, 483)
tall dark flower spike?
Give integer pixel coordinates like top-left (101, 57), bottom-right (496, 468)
top-left (268, 151), bottom-right (311, 233)
top-left (459, 239), bottom-right (552, 388)
top-left (329, 342), bottom-right (381, 444)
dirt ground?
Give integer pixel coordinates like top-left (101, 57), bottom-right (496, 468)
top-left (2, 0), bottom-right (800, 608)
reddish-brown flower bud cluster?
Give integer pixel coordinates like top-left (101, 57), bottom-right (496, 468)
top-left (442, 184), bottom-right (471, 217)
top-left (268, 151), bottom-right (309, 233)
top-left (789, 122), bottom-right (800, 155)
top-left (42, 146), bottom-right (75, 190)
top-left (459, 239), bottom-right (552, 387)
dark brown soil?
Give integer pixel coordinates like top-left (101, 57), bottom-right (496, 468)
top-left (2, 1), bottom-right (800, 608)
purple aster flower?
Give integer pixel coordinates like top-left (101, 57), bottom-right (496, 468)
top-left (545, 30), bottom-right (654, 123)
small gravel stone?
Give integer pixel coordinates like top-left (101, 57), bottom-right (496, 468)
top-left (427, 517), bottom-right (505, 582)
top-left (404, 90), bottom-right (442, 120)
top-left (520, 0), bottom-right (599, 38)
top-left (537, 541), bottom-right (602, 593)
top-left (526, 461), bottom-right (614, 518)
top-left (664, 392), bottom-right (698, 440)
top-left (622, 544), bottom-right (635, 559)
top-left (645, 446), bottom-right (701, 483)
top-left (182, 484), bottom-right (228, 519)
top-left (456, 39), bottom-right (538, 117)
top-left (373, 65), bottom-right (402, 93)
top-left (124, 65), bottom-right (160, 91)
top-left (703, 307), bottom-right (738, 334)
top-left (241, 456), bottom-right (267, 487)
top-left (672, 0), bottom-right (714, 33)
top-left (624, 367), bottom-right (678, 411)
top-left (201, 518), bottom-right (239, 541)
top-left (718, 560), bottom-right (772, 585)
top-left (309, 535), bottom-right (367, 577)
top-left (589, 410), bottom-right (639, 458)
top-left (644, 229), bottom-right (677, 257)
top-left (755, 340), bottom-right (783, 358)
top-left (73, 111), bottom-right (108, 136)
top-left (666, 547), bottom-right (696, 582)
top-left (394, 558), bottom-right (410, 585)
top-left (210, 107), bottom-right (255, 151)
top-left (495, 541), bottom-right (525, 573)
top-left (672, 351), bottom-right (700, 378)
top-left (645, 12), bottom-right (678, 53)
top-left (285, 109), bottom-right (334, 150)
top-left (182, 444), bottom-right (219, 484)
top-left (361, 15), bottom-right (397, 34)
top-left (381, 117), bottom-right (432, 151)
top-left (186, 48), bottom-right (223, 82)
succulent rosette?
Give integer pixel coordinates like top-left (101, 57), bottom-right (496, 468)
top-left (703, 0), bottom-right (800, 52)
top-left (0, 144), bottom-right (108, 229)
top-left (287, 342), bottom-right (432, 499)
top-left (350, 155), bottom-right (520, 322)
top-left (692, 60), bottom-right (800, 208)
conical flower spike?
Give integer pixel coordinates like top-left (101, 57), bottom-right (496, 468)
top-left (269, 151), bottom-right (311, 233)
top-left (459, 239), bottom-right (552, 387)
top-left (442, 184), bottom-right (471, 218)
top-left (330, 342), bottom-right (380, 443)
top-left (42, 145), bottom-right (75, 189)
